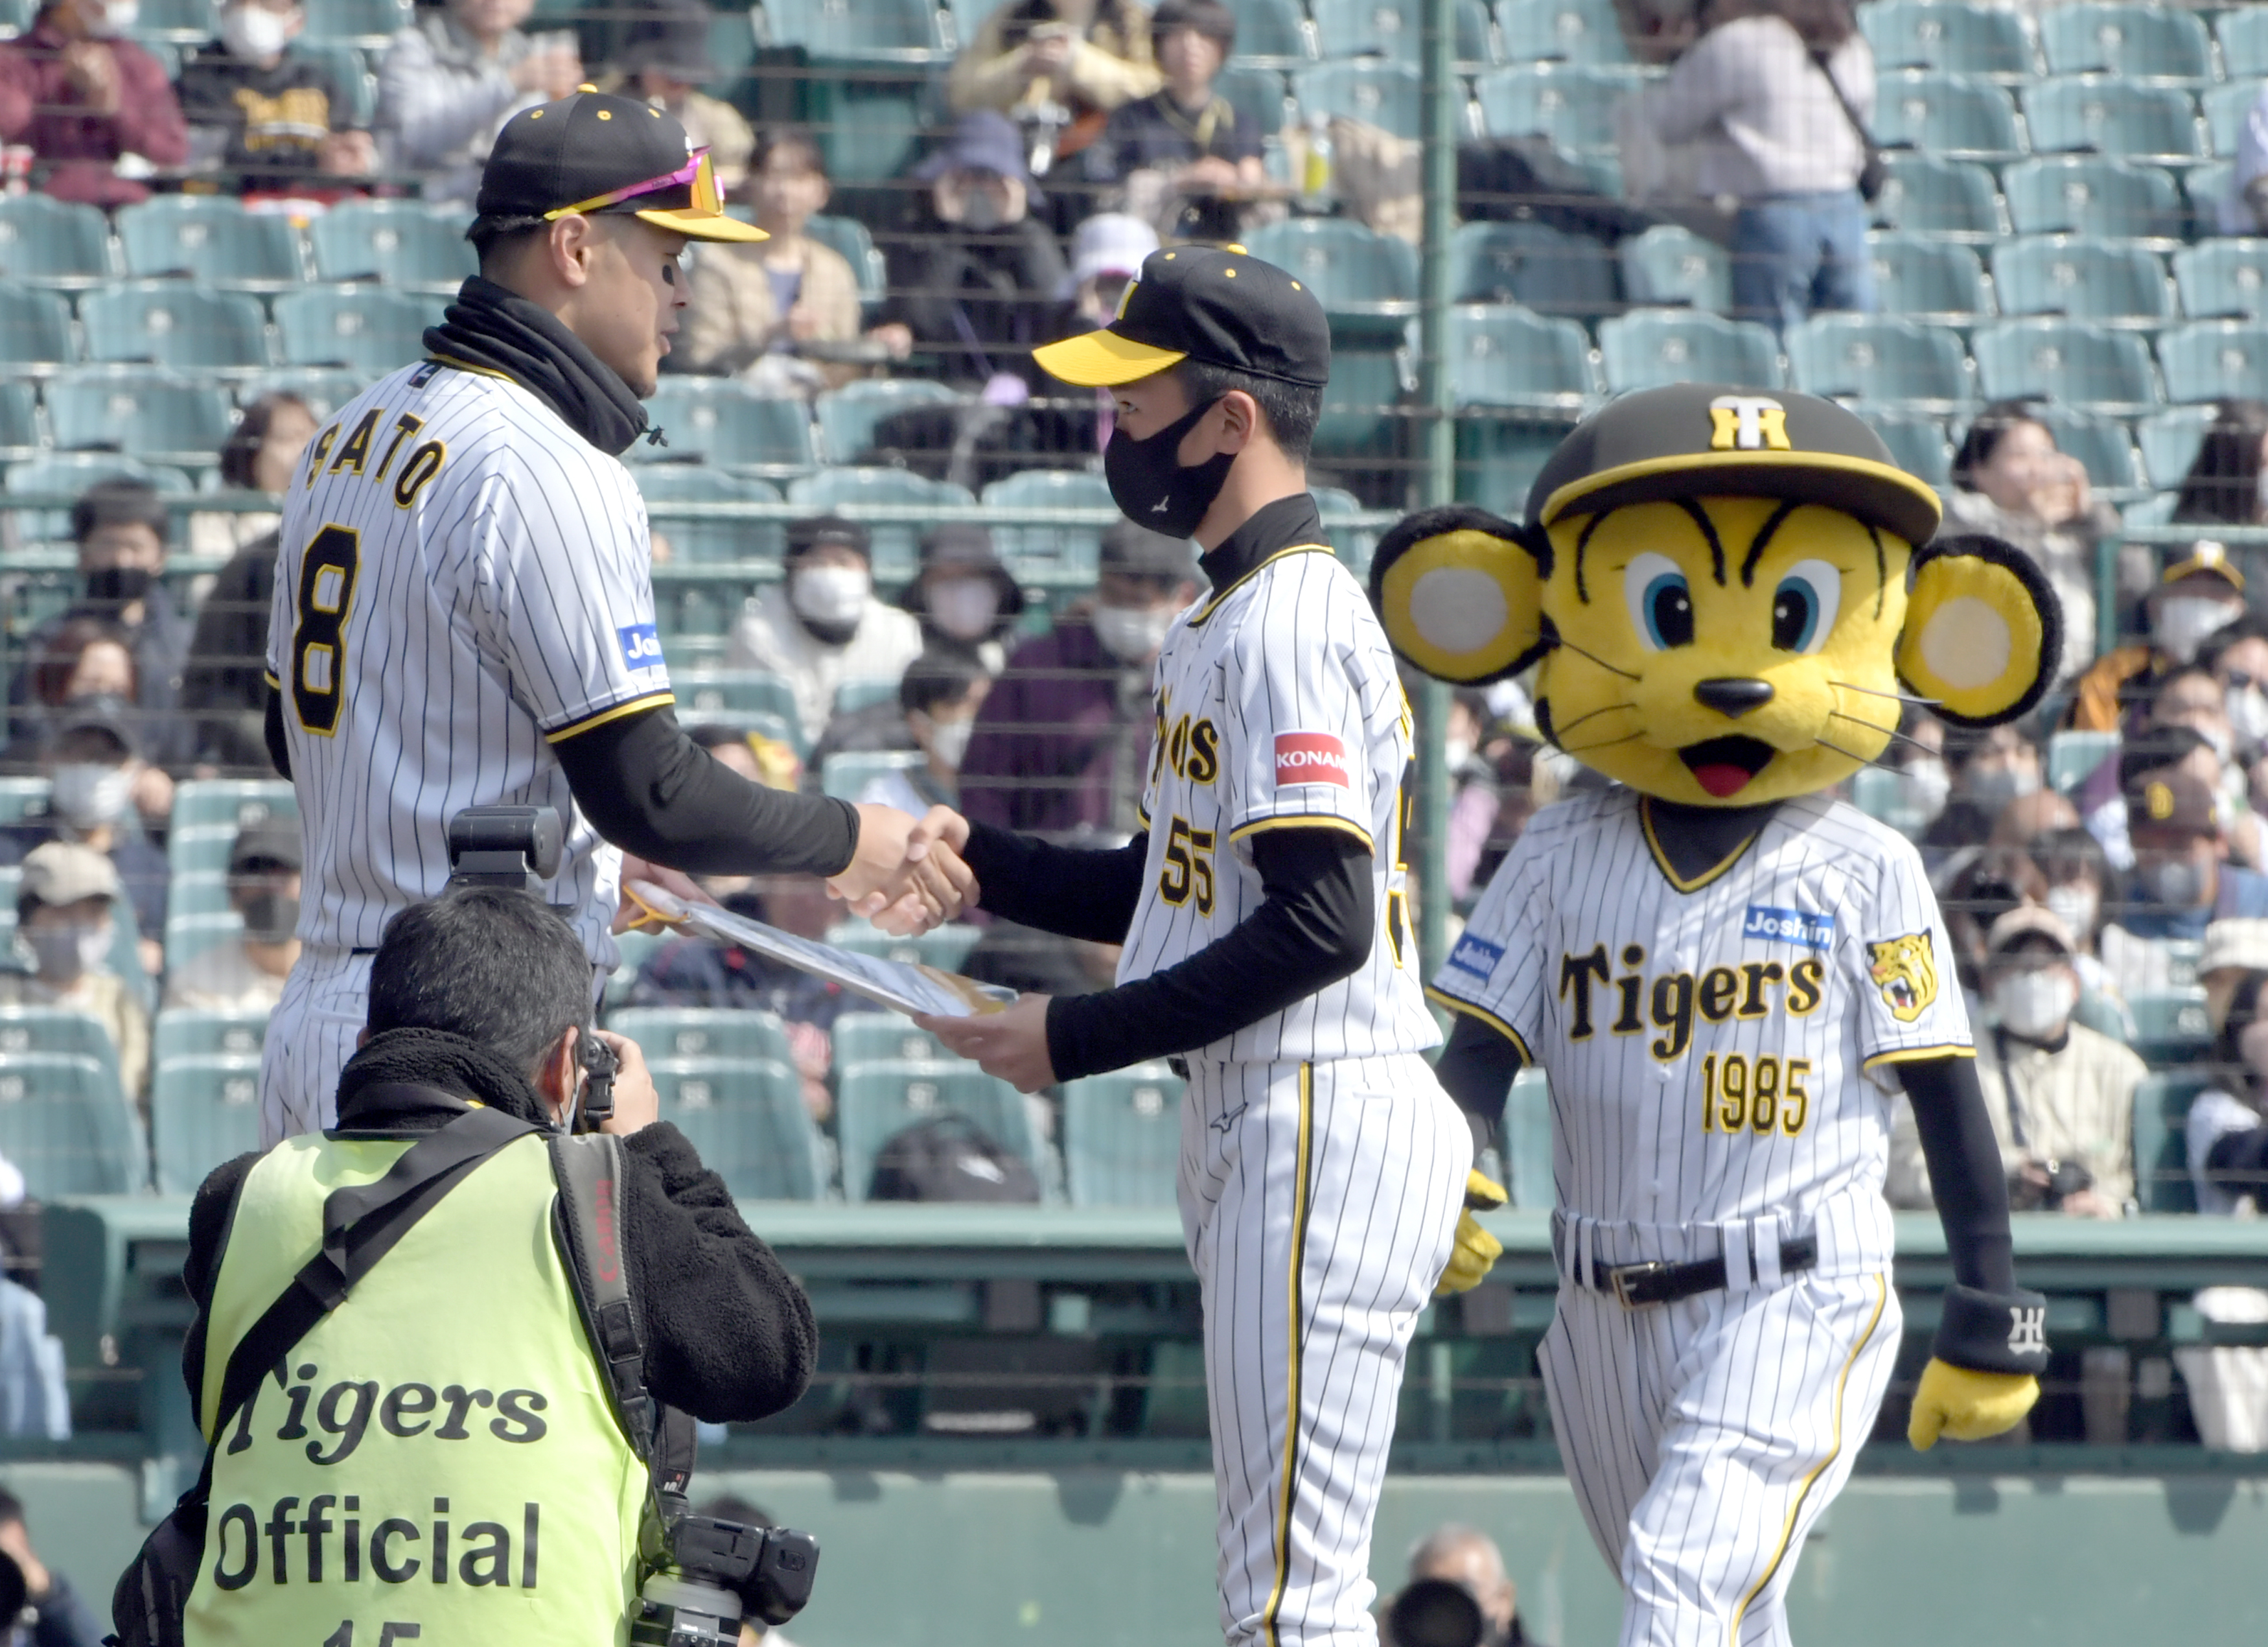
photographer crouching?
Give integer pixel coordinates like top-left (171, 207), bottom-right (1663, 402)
top-left (143, 884), bottom-right (818, 1644)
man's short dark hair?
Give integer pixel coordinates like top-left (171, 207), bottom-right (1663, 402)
top-left (467, 213), bottom-right (552, 274)
top-left (1174, 358), bottom-right (1321, 466)
top-left (1151, 0), bottom-right (1236, 47)
top-left (70, 478), bottom-right (168, 548)
top-left (900, 648), bottom-right (988, 716)
top-left (366, 886), bottom-right (592, 1074)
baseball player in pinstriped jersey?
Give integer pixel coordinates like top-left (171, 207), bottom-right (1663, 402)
top-left (259, 88), bottom-right (967, 1143)
top-left (1369, 385), bottom-right (2064, 1646)
top-left (910, 246), bottom-right (1500, 1647)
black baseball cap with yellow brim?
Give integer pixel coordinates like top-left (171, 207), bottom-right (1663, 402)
top-left (476, 86), bottom-right (767, 244)
top-left (1034, 244), bottom-right (1331, 388)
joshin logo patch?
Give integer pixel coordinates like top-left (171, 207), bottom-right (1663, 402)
top-left (1274, 732), bottom-right (1351, 788)
top-left (1448, 931), bottom-right (1505, 981)
top-left (1742, 905), bottom-right (1835, 951)
top-left (617, 623), bottom-right (665, 671)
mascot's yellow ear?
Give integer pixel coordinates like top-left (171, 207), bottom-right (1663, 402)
top-left (1896, 534), bottom-right (2063, 729)
top-left (1367, 506), bottom-right (1547, 685)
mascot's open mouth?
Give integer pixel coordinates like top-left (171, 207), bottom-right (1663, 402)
top-left (1678, 736), bottom-right (1776, 799)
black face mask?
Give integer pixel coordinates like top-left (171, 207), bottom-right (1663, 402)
top-left (1104, 395), bottom-right (1235, 541)
top-left (84, 566), bottom-right (154, 606)
top-left (240, 891), bottom-right (298, 944)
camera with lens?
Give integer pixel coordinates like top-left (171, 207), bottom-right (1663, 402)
top-left (443, 804), bottom-right (562, 894)
top-left (2009, 1156), bottom-right (2094, 1212)
top-left (631, 1503), bottom-right (820, 1646)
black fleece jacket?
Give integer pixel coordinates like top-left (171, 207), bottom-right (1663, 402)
top-left (180, 1029), bottom-right (816, 1427)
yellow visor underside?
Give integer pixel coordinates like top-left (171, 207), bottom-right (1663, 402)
top-left (1034, 327), bottom-right (1188, 386)
top-left (635, 205), bottom-right (769, 243)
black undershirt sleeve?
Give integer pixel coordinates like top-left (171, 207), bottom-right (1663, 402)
top-left (1899, 1055), bottom-right (2018, 1296)
top-left (551, 705), bottom-right (860, 878)
top-left (1043, 828), bottom-right (1374, 1081)
top-left (264, 685), bottom-right (289, 779)
top-left (960, 820), bottom-right (1150, 944)
top-left (1434, 1010), bottom-right (1527, 1154)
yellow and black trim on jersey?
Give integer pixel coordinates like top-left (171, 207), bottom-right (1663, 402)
top-left (1228, 812), bottom-right (1374, 851)
top-left (1638, 797), bottom-right (1758, 894)
top-left (1860, 1042), bottom-right (1976, 1071)
top-left (426, 353), bottom-right (521, 386)
top-left (1426, 987), bottom-right (1534, 1063)
top-left (1188, 544), bottom-right (1336, 627)
top-left (544, 690), bottom-right (677, 742)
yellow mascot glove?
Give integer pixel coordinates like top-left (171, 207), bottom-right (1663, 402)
top-left (1435, 1169), bottom-right (1508, 1297)
top-left (1906, 1359), bottom-right (2040, 1451)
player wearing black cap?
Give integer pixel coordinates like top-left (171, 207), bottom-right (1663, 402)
top-left (913, 248), bottom-right (1495, 1647)
top-left (256, 87), bottom-right (970, 1141)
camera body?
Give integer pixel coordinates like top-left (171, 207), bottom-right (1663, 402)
top-left (443, 804), bottom-right (562, 894)
top-left (630, 1510), bottom-right (820, 1646)
top-left (2009, 1156), bottom-right (2094, 1212)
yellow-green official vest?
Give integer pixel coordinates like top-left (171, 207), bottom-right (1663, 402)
top-left (183, 1130), bottom-right (649, 1646)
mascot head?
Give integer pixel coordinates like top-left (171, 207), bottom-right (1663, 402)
top-left (1370, 384), bottom-right (2064, 808)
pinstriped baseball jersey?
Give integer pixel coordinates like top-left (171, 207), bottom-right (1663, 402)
top-left (264, 361), bottom-right (672, 969)
top-left (1432, 787), bottom-right (1971, 1270)
top-left (1115, 534), bottom-right (1439, 1063)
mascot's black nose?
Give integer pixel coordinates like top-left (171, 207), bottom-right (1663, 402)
top-left (1694, 678), bottom-right (1775, 719)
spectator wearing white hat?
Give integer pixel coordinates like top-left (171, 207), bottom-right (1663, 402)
top-left (0, 842), bottom-right (147, 1103)
top-left (2201, 918), bottom-right (2268, 1040)
top-left (2178, 969), bottom-right (2268, 1451)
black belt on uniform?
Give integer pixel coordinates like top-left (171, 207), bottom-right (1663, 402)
top-left (1586, 1233), bottom-right (1818, 1309)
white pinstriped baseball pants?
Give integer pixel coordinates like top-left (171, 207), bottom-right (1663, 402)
top-left (258, 947), bottom-right (372, 1147)
top-left (1180, 1054), bottom-right (1471, 1647)
top-left (1541, 1259), bottom-right (1901, 1647)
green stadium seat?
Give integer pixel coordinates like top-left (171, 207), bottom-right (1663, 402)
top-left (1618, 224), bottom-right (1730, 312)
top-left (168, 780), bottom-right (297, 875)
top-left (1242, 217), bottom-right (1418, 322)
top-left (1450, 220), bottom-right (1618, 318)
top-left (786, 467), bottom-right (977, 577)
top-left (832, 1011), bottom-right (948, 1065)
top-left (640, 382), bottom-right (816, 475)
top-left (2133, 1071), bottom-right (2206, 1213)
top-left (167, 872), bottom-right (232, 925)
top-left (288, 41), bottom-right (375, 126)
top-left (1502, 1066), bottom-right (1550, 1208)
top-left (981, 468), bottom-right (1115, 585)
top-left (1310, 348), bottom-right (1404, 458)
top-left (813, 377), bottom-right (962, 465)
top-left (0, 782), bottom-right (49, 827)
top-left (2136, 403), bottom-right (2216, 489)
top-left (1450, 303), bottom-right (1600, 411)
top-left (2217, 8), bottom-right (2268, 83)
top-left (1861, 0), bottom-right (2033, 78)
top-left (2191, 163), bottom-right (2239, 231)
top-left (763, 0), bottom-right (943, 56)
top-left (0, 1052), bottom-right (140, 1196)
top-left (1787, 314), bottom-right (1974, 406)
top-left (2205, 82), bottom-right (2257, 163)
top-left (1313, 484), bottom-right (1381, 572)
top-left (115, 196), bottom-right (303, 289)
top-left (47, 369), bottom-right (236, 464)
top-left (1215, 64), bottom-right (1290, 137)
top-left (152, 1009), bottom-right (266, 1062)
top-left (826, 920), bottom-right (983, 975)
top-left (1497, 0), bottom-right (1630, 64)
top-left (799, 76), bottom-right (932, 185)
top-left (1063, 1062), bottom-right (1185, 1206)
top-left (2039, 3), bottom-right (2210, 82)
top-left (835, 1058), bottom-right (1038, 1201)
top-left (2155, 321), bottom-right (2268, 405)
top-left (608, 1007), bottom-right (794, 1067)
top-left (2123, 491), bottom-right (2177, 531)
top-left (0, 380), bottom-right (35, 456)
top-left (2000, 157), bottom-right (2185, 244)
top-left (1990, 237), bottom-right (2173, 326)
top-left (634, 465), bottom-right (781, 565)
top-left (1855, 408), bottom-right (1952, 489)
top-left (1875, 154), bottom-right (2004, 242)
top-left (302, 0), bottom-right (410, 39)
top-left (1291, 60), bottom-right (1421, 138)
top-left (1851, 764), bottom-right (1935, 840)
top-left (6, 456), bottom-right (191, 544)
top-left (1599, 309), bottom-right (1781, 393)
top-left (696, 6), bottom-right (756, 97)
top-left (0, 282), bottom-right (75, 371)
top-left (2174, 240), bottom-right (2268, 321)
top-left (135, 0), bottom-right (213, 33)
top-left (1971, 319), bottom-right (2159, 412)
top-left (80, 283), bottom-right (270, 371)
top-left (0, 195), bottom-right (113, 286)
top-left (150, 1054), bottom-right (260, 1193)
top-left (2022, 78), bottom-right (2205, 164)
top-left (823, 750), bottom-right (923, 803)
top-left (802, 213), bottom-right (888, 309)
top-left (310, 200), bottom-right (476, 288)
top-left (671, 668), bottom-right (800, 724)
top-left (1473, 64), bottom-right (1637, 153)
top-left (1221, 0), bottom-right (1313, 61)
top-left (274, 286), bottom-right (443, 374)
top-left (1869, 232), bottom-right (1993, 323)
top-left (2046, 728), bottom-right (2119, 792)
top-left (238, 368), bottom-right (365, 420)
top-left (1308, 0), bottom-right (1494, 62)
top-left (0, 1007), bottom-right (123, 1101)
top-left (649, 1058), bottom-right (828, 1200)
top-left (2130, 988), bottom-right (2212, 1066)
top-left (2030, 407), bottom-right (2146, 493)
top-left (166, 913), bottom-right (244, 967)
top-left (1872, 71), bottom-right (2024, 161)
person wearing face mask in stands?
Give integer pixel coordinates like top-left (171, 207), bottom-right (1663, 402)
top-left (177, 0), bottom-right (375, 200)
top-left (2173, 968), bottom-right (2268, 1451)
top-left (2103, 770), bottom-right (2268, 1000)
top-left (162, 820), bottom-right (301, 1014)
top-left (2147, 663), bottom-right (2267, 870)
top-left (1921, 721), bottom-right (2042, 861)
top-left (958, 519), bottom-right (1198, 838)
top-left (2030, 825), bottom-right (2127, 1023)
top-left (0, 708), bottom-right (168, 977)
top-left (0, 843), bottom-right (148, 1104)
top-left (724, 515), bottom-right (925, 746)
top-left (0, 0), bottom-right (187, 207)
top-left (903, 523), bottom-right (1026, 673)
top-left (2204, 617), bottom-right (2268, 762)
top-left (2066, 543), bottom-right (2249, 734)
top-left (858, 650), bottom-right (993, 819)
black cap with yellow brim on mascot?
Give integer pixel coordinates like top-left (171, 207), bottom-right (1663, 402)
top-left (1367, 382), bottom-right (2063, 809)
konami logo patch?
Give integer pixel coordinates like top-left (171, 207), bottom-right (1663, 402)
top-left (1275, 732), bottom-right (1351, 788)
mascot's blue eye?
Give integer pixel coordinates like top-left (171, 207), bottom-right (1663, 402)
top-left (1623, 553), bottom-right (1694, 652)
top-left (1770, 560), bottom-right (1843, 655)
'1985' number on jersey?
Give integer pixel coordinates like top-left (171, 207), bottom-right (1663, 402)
top-left (292, 524), bottom-right (360, 736)
top-left (1698, 1052), bottom-right (1812, 1136)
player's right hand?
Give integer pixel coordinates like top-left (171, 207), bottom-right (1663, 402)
top-left (1434, 1170), bottom-right (1508, 1296)
top-left (1906, 1359), bottom-right (2039, 1450)
top-left (831, 804), bottom-right (978, 933)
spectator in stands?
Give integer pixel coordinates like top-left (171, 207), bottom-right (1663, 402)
top-left (2101, 770), bottom-right (2268, 1001)
top-left (726, 517), bottom-right (924, 746)
top-left (0, 0), bottom-right (187, 207)
top-left (2201, 920), bottom-right (2268, 1044)
top-left (892, 111), bottom-right (1070, 392)
top-left (959, 520), bottom-right (1195, 838)
top-left (1989, 786), bottom-right (2077, 852)
top-left (2067, 544), bottom-right (2249, 734)
top-left (1938, 838), bottom-right (2044, 994)
top-left (2146, 664), bottom-right (2267, 869)
top-left (2033, 825), bottom-right (2116, 979)
top-left (1922, 722), bottom-right (2042, 859)
top-left (689, 721), bottom-right (801, 793)
top-left (859, 649), bottom-right (992, 818)
top-left (376, 0), bottom-right (582, 207)
top-left (2168, 399), bottom-right (2268, 603)
top-left (1944, 407), bottom-right (2121, 679)
top-left (182, 394), bottom-right (317, 772)
top-left (1445, 688), bottom-right (1510, 903)
top-left (1383, 1524), bottom-right (1532, 1647)
top-left (0, 1489), bottom-right (100, 1639)
top-left (607, 0), bottom-right (751, 191)
top-left (947, 0), bottom-right (1158, 122)
top-left (1054, 212), bottom-right (1157, 336)
top-left (678, 128), bottom-right (912, 392)
top-left (0, 706), bottom-right (167, 968)
top-left (0, 843), bottom-right (148, 1103)
top-left (2206, 616), bottom-right (2268, 769)
top-left (163, 819), bottom-right (299, 1013)
top-left (177, 0), bottom-right (376, 198)
top-left (902, 523), bottom-right (1024, 673)
top-left (2179, 968), bottom-right (2268, 1451)
top-left (1643, 0), bottom-right (1875, 338)
top-left (1085, 0), bottom-right (1260, 239)
top-left (3, 617), bottom-right (122, 771)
